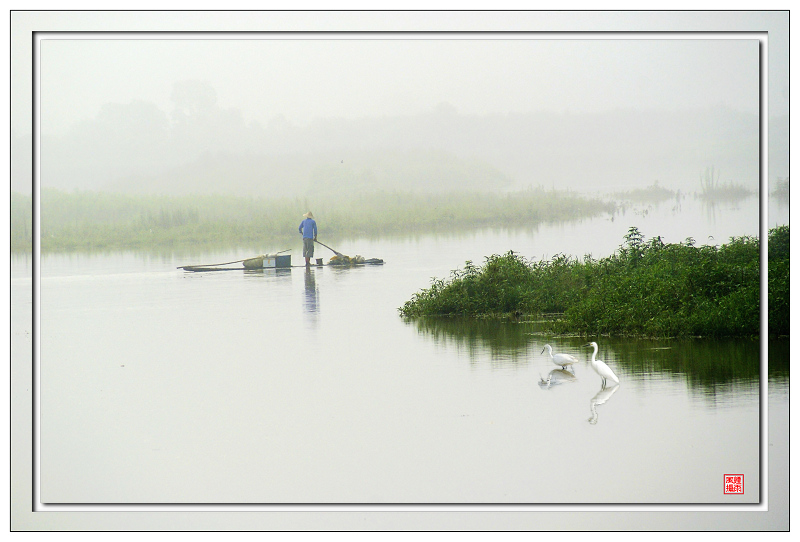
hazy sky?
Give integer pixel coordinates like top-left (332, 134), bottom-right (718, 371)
top-left (39, 37), bottom-right (759, 135)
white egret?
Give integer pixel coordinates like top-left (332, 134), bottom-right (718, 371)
top-left (541, 344), bottom-right (578, 370)
top-left (583, 341), bottom-right (620, 388)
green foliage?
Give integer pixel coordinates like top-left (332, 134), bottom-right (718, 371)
top-left (400, 252), bottom-right (539, 317)
top-left (399, 250), bottom-right (591, 318)
top-left (768, 225), bottom-right (790, 336)
top-left (16, 187), bottom-right (616, 252)
top-left (400, 226), bottom-right (788, 338)
top-left (768, 224), bottom-right (789, 260)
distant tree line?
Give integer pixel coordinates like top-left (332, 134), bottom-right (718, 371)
top-left (29, 80), bottom-right (760, 197)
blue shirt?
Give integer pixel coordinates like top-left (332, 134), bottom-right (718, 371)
top-left (299, 218), bottom-right (317, 239)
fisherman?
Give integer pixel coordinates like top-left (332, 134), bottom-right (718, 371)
top-left (298, 211), bottom-right (318, 266)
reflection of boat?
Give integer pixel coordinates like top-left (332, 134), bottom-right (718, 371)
top-left (588, 383), bottom-right (619, 424)
top-left (538, 368), bottom-right (577, 390)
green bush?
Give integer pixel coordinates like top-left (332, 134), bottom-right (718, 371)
top-left (400, 226), bottom-right (788, 338)
top-left (768, 225), bottom-right (790, 336)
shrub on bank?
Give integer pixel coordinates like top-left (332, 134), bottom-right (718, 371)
top-left (400, 226), bottom-right (788, 338)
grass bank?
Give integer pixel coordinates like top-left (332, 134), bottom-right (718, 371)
top-left (609, 181), bottom-right (678, 203)
top-left (399, 226), bottom-right (788, 338)
top-left (13, 188), bottom-right (616, 252)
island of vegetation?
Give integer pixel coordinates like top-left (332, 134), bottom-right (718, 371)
top-left (399, 226), bottom-right (789, 339)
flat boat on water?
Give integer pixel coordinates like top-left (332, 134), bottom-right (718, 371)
top-left (178, 252), bottom-right (384, 272)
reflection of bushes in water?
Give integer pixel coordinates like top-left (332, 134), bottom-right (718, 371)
top-left (602, 338), bottom-right (760, 391)
top-left (401, 226), bottom-right (788, 339)
top-left (408, 317), bottom-right (543, 365)
top-left (409, 318), bottom-right (767, 391)
top-left (767, 338), bottom-right (789, 379)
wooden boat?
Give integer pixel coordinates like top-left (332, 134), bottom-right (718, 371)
top-left (178, 252), bottom-right (383, 272)
top-left (178, 252), bottom-right (297, 272)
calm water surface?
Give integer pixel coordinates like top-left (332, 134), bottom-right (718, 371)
top-left (15, 195), bottom-right (787, 504)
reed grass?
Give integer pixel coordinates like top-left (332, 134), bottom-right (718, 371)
top-left (697, 166), bottom-right (755, 202)
top-left (772, 177), bottom-right (789, 201)
top-left (13, 188), bottom-right (616, 253)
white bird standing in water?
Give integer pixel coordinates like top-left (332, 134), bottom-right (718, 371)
top-left (583, 341), bottom-right (619, 388)
top-left (541, 344), bottom-right (578, 370)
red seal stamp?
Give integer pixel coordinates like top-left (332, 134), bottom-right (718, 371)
top-left (724, 474), bottom-right (744, 494)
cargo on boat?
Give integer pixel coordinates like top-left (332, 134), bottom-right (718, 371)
top-left (178, 251), bottom-right (299, 272)
top-left (328, 254), bottom-right (384, 266)
top-left (243, 254), bottom-right (292, 269)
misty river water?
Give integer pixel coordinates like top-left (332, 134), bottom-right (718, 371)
top-left (13, 194), bottom-right (788, 504)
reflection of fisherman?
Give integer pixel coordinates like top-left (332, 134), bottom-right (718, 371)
top-left (299, 211), bottom-right (318, 267)
top-left (304, 266), bottom-right (319, 313)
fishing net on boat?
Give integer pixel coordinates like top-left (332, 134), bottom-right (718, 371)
top-left (328, 254), bottom-right (384, 266)
top-left (329, 254), bottom-right (363, 266)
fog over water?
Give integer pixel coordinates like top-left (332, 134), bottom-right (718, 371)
top-left (18, 36), bottom-right (781, 198)
top-left (40, 39), bottom-right (760, 134)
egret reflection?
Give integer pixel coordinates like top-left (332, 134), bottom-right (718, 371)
top-left (588, 383), bottom-right (620, 424)
top-left (538, 368), bottom-right (577, 390)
